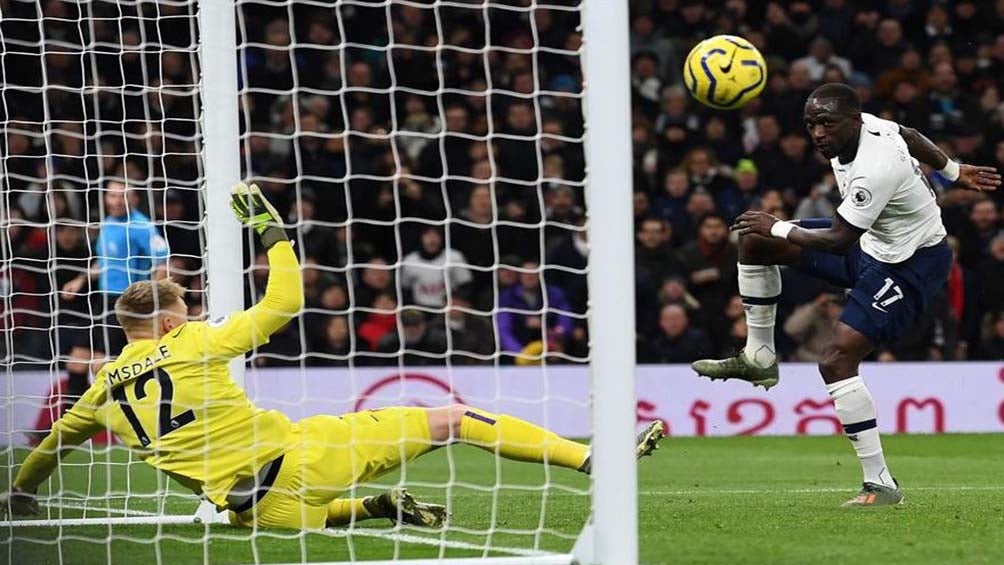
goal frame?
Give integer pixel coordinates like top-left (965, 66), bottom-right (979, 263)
top-left (578, 0), bottom-right (638, 562)
top-left (2, 1), bottom-right (638, 563)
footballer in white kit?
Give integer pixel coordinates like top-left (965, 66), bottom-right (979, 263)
top-left (692, 83), bottom-right (1000, 506)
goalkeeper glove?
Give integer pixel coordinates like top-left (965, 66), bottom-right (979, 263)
top-left (0, 487), bottom-right (40, 518)
top-left (230, 182), bottom-right (287, 249)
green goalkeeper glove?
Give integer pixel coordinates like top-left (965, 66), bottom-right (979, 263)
top-left (230, 182), bottom-right (287, 249)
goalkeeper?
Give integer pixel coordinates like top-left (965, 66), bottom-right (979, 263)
top-left (3, 183), bottom-right (665, 530)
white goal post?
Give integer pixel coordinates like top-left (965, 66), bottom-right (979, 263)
top-left (579, 0), bottom-right (637, 562)
top-left (200, 0), bottom-right (247, 388)
top-left (2, 0), bottom-right (637, 563)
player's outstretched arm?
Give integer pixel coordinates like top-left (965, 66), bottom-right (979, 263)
top-left (899, 125), bottom-right (1001, 192)
top-left (231, 182), bottom-right (304, 329)
top-left (733, 210), bottom-right (863, 254)
top-left (205, 183), bottom-right (304, 357)
top-left (4, 386), bottom-right (105, 517)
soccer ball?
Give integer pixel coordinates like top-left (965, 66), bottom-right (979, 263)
top-left (683, 35), bottom-right (767, 110)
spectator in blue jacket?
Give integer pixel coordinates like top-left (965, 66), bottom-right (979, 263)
top-left (497, 260), bottom-right (574, 358)
top-left (58, 180), bottom-right (169, 410)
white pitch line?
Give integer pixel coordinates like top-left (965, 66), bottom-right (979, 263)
top-left (1, 502), bottom-right (173, 527)
top-left (47, 501), bottom-right (162, 516)
top-left (8, 502), bottom-right (555, 559)
top-left (345, 485), bottom-right (1004, 497)
top-left (640, 485), bottom-right (1004, 495)
top-left (271, 556), bottom-right (574, 565)
top-left (320, 528), bottom-right (553, 558)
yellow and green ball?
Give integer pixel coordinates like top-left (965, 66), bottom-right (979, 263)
top-left (683, 35), bottom-right (767, 110)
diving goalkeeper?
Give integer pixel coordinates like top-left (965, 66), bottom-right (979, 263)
top-left (3, 183), bottom-right (665, 530)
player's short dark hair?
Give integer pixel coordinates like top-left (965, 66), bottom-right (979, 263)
top-left (807, 83), bottom-right (861, 115)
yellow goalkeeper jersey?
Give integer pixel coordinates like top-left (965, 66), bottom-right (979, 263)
top-left (14, 242), bottom-right (303, 507)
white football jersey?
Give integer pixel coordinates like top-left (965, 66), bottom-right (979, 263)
top-left (400, 248), bottom-right (473, 307)
top-left (831, 113), bottom-right (947, 263)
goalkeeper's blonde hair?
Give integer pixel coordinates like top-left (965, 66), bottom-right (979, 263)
top-left (115, 278), bottom-right (187, 333)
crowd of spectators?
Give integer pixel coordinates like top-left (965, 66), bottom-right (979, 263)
top-left (5, 0), bottom-right (1004, 370)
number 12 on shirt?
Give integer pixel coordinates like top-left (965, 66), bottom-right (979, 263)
top-left (110, 369), bottom-right (196, 447)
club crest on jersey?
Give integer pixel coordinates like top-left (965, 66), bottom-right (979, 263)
top-left (850, 187), bottom-right (872, 208)
top-left (208, 315), bottom-right (230, 327)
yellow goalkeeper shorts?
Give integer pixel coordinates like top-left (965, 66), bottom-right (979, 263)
top-left (229, 407), bottom-right (433, 529)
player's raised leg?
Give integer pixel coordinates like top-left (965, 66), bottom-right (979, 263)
top-left (822, 323), bottom-right (902, 507)
top-left (691, 232), bottom-right (802, 389)
top-left (286, 404), bottom-right (664, 532)
top-left (427, 404), bottom-right (590, 470)
top-left (426, 404), bottom-right (665, 473)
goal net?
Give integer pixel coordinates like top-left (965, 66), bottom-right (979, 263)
top-left (2, 1), bottom-right (636, 563)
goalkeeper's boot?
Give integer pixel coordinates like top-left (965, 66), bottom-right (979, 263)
top-left (578, 420), bottom-right (666, 474)
top-left (364, 487), bottom-right (449, 528)
top-left (842, 479), bottom-right (904, 507)
top-left (691, 349), bottom-right (779, 390)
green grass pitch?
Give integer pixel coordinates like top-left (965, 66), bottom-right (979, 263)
top-left (3, 434), bottom-right (1003, 564)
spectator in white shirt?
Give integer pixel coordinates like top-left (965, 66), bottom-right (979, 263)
top-left (400, 226), bottom-right (473, 307)
top-left (794, 37), bottom-right (852, 82)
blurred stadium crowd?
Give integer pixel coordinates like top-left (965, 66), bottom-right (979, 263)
top-left (4, 0), bottom-right (1004, 371)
